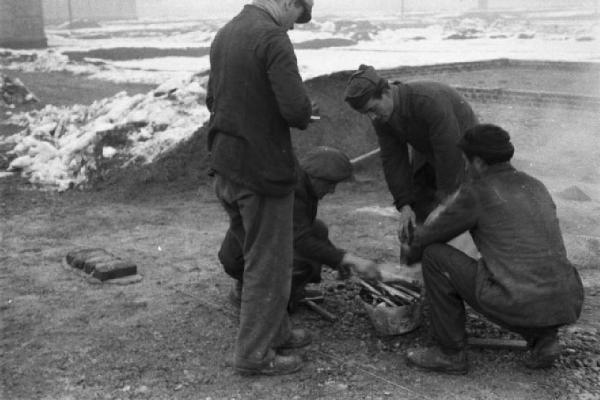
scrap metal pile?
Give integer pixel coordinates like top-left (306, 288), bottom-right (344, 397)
top-left (357, 278), bottom-right (421, 306)
top-left (356, 264), bottom-right (424, 335)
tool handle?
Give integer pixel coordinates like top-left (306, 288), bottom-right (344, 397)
top-left (301, 299), bottom-right (336, 322)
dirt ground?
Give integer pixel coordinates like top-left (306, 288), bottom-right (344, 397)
top-left (1, 67), bottom-right (600, 400)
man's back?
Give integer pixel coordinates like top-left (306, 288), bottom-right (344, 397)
top-left (470, 164), bottom-right (583, 327)
top-left (207, 5), bottom-right (311, 197)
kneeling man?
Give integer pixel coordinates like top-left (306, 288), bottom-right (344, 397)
top-left (220, 146), bottom-right (379, 310)
top-left (402, 124), bottom-right (584, 374)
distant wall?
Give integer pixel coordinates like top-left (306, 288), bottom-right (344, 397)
top-left (0, 0), bottom-right (47, 49)
top-left (42, 0), bottom-right (137, 24)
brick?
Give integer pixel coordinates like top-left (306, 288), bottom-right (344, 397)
top-left (65, 248), bottom-right (137, 281)
top-left (92, 261), bottom-right (137, 281)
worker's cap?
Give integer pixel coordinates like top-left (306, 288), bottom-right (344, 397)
top-left (458, 123), bottom-right (515, 164)
top-left (296, 0), bottom-right (313, 24)
top-left (343, 64), bottom-right (388, 110)
top-left (300, 146), bottom-right (353, 182)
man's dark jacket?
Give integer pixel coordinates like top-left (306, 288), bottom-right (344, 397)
top-left (206, 5), bottom-right (312, 196)
top-left (374, 81), bottom-right (478, 210)
top-left (410, 163), bottom-right (584, 327)
top-left (219, 169), bottom-right (345, 275)
top-left (293, 170), bottom-right (345, 268)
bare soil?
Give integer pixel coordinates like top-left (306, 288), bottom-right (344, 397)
top-left (1, 67), bottom-right (599, 400)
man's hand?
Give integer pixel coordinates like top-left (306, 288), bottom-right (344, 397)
top-left (340, 253), bottom-right (381, 281)
top-left (398, 204), bottom-right (416, 242)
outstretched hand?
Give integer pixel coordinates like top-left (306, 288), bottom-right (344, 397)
top-left (340, 253), bottom-right (381, 281)
top-left (398, 204), bottom-right (416, 243)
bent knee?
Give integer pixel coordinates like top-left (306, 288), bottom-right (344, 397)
top-left (312, 219), bottom-right (329, 239)
top-left (422, 243), bottom-right (452, 266)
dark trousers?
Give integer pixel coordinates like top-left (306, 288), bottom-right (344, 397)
top-left (214, 174), bottom-right (294, 368)
top-left (421, 243), bottom-right (558, 351)
top-left (219, 219), bottom-right (328, 295)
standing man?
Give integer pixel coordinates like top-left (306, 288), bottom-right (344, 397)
top-left (219, 146), bottom-right (380, 311)
top-left (206, 0), bottom-right (315, 376)
top-left (401, 124), bottom-right (584, 374)
top-left (344, 65), bottom-right (478, 240)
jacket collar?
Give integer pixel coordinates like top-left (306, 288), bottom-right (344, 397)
top-left (244, 4), bottom-right (281, 26)
top-left (482, 162), bottom-right (515, 177)
top-left (390, 82), bottom-right (410, 120)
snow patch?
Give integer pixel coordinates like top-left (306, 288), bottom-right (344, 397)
top-left (2, 74), bottom-right (209, 190)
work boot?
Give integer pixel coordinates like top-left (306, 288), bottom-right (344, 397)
top-left (523, 331), bottom-right (560, 369)
top-left (235, 353), bottom-right (303, 376)
top-left (276, 328), bottom-right (312, 350)
top-left (227, 280), bottom-right (242, 308)
top-left (406, 346), bottom-right (468, 375)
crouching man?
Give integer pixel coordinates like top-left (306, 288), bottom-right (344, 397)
top-left (220, 146), bottom-right (380, 310)
top-left (402, 124), bottom-right (584, 374)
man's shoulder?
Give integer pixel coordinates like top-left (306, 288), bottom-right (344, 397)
top-left (217, 6), bottom-right (287, 42)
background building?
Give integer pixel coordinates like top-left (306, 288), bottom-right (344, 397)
top-left (42, 0), bottom-right (137, 24)
top-left (0, 0), bottom-right (47, 48)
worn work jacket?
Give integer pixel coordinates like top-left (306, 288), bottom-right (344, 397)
top-left (294, 170), bottom-right (345, 268)
top-left (412, 163), bottom-right (583, 327)
top-left (206, 5), bottom-right (312, 197)
top-left (374, 81), bottom-right (478, 210)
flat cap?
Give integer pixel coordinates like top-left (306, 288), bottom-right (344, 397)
top-left (343, 64), bottom-right (387, 110)
top-left (300, 146), bottom-right (352, 182)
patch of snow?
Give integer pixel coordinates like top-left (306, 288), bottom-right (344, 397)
top-left (2, 74), bottom-right (209, 190)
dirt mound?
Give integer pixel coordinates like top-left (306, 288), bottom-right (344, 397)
top-left (96, 70), bottom-right (379, 191)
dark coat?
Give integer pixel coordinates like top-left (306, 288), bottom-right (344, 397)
top-left (293, 170), bottom-right (345, 268)
top-left (206, 5), bottom-right (312, 197)
top-left (410, 163), bottom-right (584, 327)
top-left (374, 81), bottom-right (478, 210)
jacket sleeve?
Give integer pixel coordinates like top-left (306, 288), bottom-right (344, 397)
top-left (206, 73), bottom-right (214, 112)
top-left (261, 30), bottom-right (312, 130)
top-left (408, 184), bottom-right (479, 261)
top-left (375, 121), bottom-right (414, 210)
top-left (293, 198), bottom-right (345, 269)
top-left (421, 99), bottom-right (465, 199)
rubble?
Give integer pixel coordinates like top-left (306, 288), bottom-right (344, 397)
top-left (1, 73), bottom-right (209, 191)
top-left (0, 74), bottom-right (39, 107)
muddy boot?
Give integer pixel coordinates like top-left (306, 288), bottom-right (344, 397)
top-left (227, 280), bottom-right (242, 308)
top-left (276, 328), bottom-right (312, 350)
top-left (406, 346), bottom-right (468, 375)
top-left (235, 352), bottom-right (303, 376)
top-left (523, 331), bottom-right (560, 369)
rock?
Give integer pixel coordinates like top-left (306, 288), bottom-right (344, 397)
top-left (557, 186), bottom-right (592, 202)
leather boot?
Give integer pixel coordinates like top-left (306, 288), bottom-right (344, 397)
top-left (523, 331), bottom-right (560, 369)
top-left (235, 353), bottom-right (303, 376)
top-left (276, 328), bottom-right (312, 350)
top-left (407, 346), bottom-right (468, 375)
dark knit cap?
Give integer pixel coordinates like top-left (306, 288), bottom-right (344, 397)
top-left (343, 64), bottom-right (388, 110)
top-left (458, 124), bottom-right (515, 164)
top-left (300, 146), bottom-right (353, 182)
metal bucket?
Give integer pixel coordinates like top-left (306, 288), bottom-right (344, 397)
top-left (359, 289), bottom-right (422, 336)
